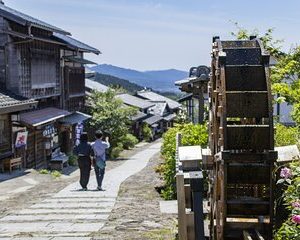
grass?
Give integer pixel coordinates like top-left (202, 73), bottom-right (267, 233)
top-left (143, 227), bottom-right (177, 240)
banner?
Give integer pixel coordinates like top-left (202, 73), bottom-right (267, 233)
top-left (75, 122), bottom-right (84, 145)
top-left (15, 131), bottom-right (28, 148)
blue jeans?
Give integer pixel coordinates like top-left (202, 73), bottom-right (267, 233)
top-left (94, 164), bottom-right (105, 188)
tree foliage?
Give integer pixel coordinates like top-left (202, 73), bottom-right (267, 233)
top-left (271, 47), bottom-right (300, 125)
top-left (88, 88), bottom-right (137, 157)
top-left (230, 22), bottom-right (283, 58)
top-left (231, 22), bottom-right (300, 125)
top-left (275, 124), bottom-right (299, 147)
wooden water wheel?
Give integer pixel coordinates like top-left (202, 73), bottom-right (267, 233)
top-left (208, 37), bottom-right (277, 240)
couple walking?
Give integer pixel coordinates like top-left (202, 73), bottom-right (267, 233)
top-left (74, 130), bottom-right (110, 191)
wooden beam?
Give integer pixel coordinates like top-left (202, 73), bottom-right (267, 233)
top-left (176, 173), bottom-right (188, 240)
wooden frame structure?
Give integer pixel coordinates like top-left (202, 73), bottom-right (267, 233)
top-left (208, 37), bottom-right (277, 239)
top-left (0, 2), bottom-right (99, 168)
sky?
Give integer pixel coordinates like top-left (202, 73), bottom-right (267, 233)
top-left (6, 0), bottom-right (300, 71)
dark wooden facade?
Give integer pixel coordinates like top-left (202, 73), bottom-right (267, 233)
top-left (0, 114), bottom-right (11, 157)
top-left (0, 3), bottom-right (99, 169)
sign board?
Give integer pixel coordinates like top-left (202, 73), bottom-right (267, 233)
top-left (43, 124), bottom-right (57, 137)
top-left (15, 131), bottom-right (28, 148)
top-left (75, 122), bottom-right (84, 145)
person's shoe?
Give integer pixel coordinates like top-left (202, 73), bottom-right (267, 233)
top-left (79, 187), bottom-right (88, 191)
top-left (97, 186), bottom-right (105, 191)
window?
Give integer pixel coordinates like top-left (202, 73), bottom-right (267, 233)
top-left (31, 51), bottom-right (57, 89)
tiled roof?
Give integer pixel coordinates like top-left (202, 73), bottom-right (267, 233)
top-left (163, 113), bottom-right (177, 121)
top-left (148, 101), bottom-right (167, 116)
top-left (136, 90), bottom-right (181, 110)
top-left (59, 111), bottom-right (91, 125)
top-left (118, 93), bottom-right (155, 110)
top-left (143, 115), bottom-right (163, 125)
top-left (131, 111), bottom-right (147, 121)
top-left (53, 33), bottom-right (100, 55)
top-left (178, 93), bottom-right (193, 103)
top-left (64, 56), bottom-right (97, 65)
top-left (0, 89), bottom-right (37, 114)
top-left (175, 76), bottom-right (204, 86)
top-left (85, 79), bottom-right (109, 93)
top-left (20, 107), bottom-right (71, 127)
top-left (0, 4), bottom-right (70, 35)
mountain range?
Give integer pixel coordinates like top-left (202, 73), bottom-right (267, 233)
top-left (90, 64), bottom-right (188, 92)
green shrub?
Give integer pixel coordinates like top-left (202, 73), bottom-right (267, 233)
top-left (51, 170), bottom-right (61, 178)
top-left (275, 161), bottom-right (300, 239)
top-left (160, 123), bottom-right (208, 200)
top-left (111, 143), bottom-right (124, 159)
top-left (142, 123), bottom-right (153, 142)
top-left (68, 154), bottom-right (78, 166)
top-left (121, 134), bottom-right (138, 149)
top-left (275, 123), bottom-right (299, 147)
top-left (39, 169), bottom-right (49, 174)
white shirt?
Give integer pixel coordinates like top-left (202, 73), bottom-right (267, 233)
top-left (92, 139), bottom-right (110, 161)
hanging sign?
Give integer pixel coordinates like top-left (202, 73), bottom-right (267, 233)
top-left (15, 131), bottom-right (28, 148)
top-left (42, 124), bottom-right (57, 137)
top-left (75, 122), bottom-right (83, 145)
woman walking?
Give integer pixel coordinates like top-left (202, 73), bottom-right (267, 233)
top-left (73, 132), bottom-right (93, 191)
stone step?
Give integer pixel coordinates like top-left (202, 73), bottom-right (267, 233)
top-left (0, 214), bottom-right (109, 222)
top-left (18, 208), bottom-right (112, 215)
top-left (0, 237), bottom-right (92, 240)
top-left (0, 222), bottom-right (104, 235)
top-left (0, 232), bottom-right (90, 238)
top-left (43, 197), bottom-right (115, 203)
top-left (30, 201), bottom-right (114, 209)
top-left (54, 193), bottom-right (117, 198)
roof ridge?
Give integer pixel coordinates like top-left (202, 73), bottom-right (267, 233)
top-left (0, 3), bottom-right (70, 35)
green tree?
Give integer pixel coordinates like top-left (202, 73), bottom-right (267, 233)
top-left (271, 47), bottom-right (300, 125)
top-left (141, 123), bottom-right (152, 142)
top-left (230, 22), bottom-right (283, 58)
top-left (88, 88), bottom-right (137, 157)
top-left (230, 23), bottom-right (300, 125)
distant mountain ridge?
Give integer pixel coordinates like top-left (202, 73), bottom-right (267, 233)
top-left (93, 72), bottom-right (144, 94)
top-left (90, 64), bottom-right (188, 92)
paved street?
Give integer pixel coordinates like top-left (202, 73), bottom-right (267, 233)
top-left (0, 142), bottom-right (161, 240)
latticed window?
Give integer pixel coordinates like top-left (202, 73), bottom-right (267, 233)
top-left (31, 51), bottom-right (57, 89)
top-left (0, 114), bottom-right (11, 154)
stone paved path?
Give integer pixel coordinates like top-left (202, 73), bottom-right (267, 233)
top-left (0, 142), bottom-right (161, 240)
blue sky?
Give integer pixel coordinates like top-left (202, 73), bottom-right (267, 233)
top-left (6, 0), bottom-right (300, 71)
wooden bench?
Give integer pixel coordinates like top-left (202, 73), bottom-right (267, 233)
top-left (4, 157), bottom-right (22, 174)
top-left (50, 154), bottom-right (69, 171)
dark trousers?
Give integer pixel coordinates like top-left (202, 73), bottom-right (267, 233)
top-left (94, 165), bottom-right (105, 188)
top-left (78, 156), bottom-right (91, 188)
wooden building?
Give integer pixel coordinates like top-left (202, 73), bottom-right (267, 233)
top-left (0, 2), bottom-right (99, 169)
top-left (175, 66), bottom-right (210, 124)
top-left (0, 89), bottom-right (37, 164)
top-left (136, 90), bottom-right (180, 133)
top-left (117, 93), bottom-right (154, 139)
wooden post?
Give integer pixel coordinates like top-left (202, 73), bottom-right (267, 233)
top-left (190, 171), bottom-right (205, 240)
top-left (34, 128), bottom-right (37, 169)
top-left (198, 86), bottom-right (205, 124)
top-left (176, 172), bottom-right (188, 240)
top-left (176, 132), bottom-right (182, 148)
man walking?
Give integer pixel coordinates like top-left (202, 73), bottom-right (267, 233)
top-left (92, 130), bottom-right (110, 191)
